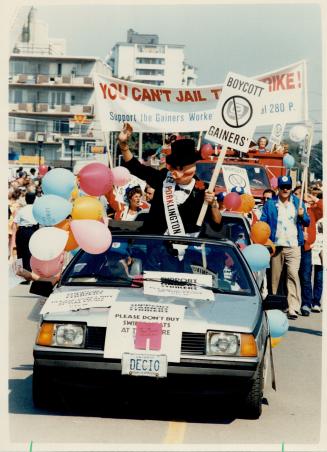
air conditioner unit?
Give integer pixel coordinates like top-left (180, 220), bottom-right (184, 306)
top-left (35, 103), bottom-right (48, 113)
top-left (83, 105), bottom-right (92, 113)
top-left (83, 77), bottom-right (93, 85)
top-left (61, 104), bottom-right (70, 112)
top-left (36, 75), bottom-right (49, 84)
top-left (18, 103), bottom-right (27, 111)
top-left (17, 131), bottom-right (26, 140)
top-left (53, 134), bottom-right (62, 142)
top-left (17, 74), bottom-right (28, 83)
top-left (62, 75), bottom-right (71, 84)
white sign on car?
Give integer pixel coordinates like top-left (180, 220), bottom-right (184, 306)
top-left (222, 165), bottom-right (251, 194)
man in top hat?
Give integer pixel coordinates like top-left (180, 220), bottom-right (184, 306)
top-left (117, 123), bottom-right (222, 235)
top-left (261, 175), bottom-right (310, 320)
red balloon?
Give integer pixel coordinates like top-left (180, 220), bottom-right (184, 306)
top-left (38, 165), bottom-right (48, 177)
top-left (78, 163), bottom-right (113, 196)
top-left (223, 192), bottom-right (242, 210)
top-left (201, 144), bottom-right (214, 159)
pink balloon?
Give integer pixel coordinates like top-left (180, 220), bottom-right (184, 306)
top-left (71, 220), bottom-right (112, 254)
top-left (200, 143), bottom-right (213, 159)
top-left (38, 165), bottom-right (48, 177)
top-left (78, 163), bottom-right (113, 196)
top-left (270, 177), bottom-right (278, 189)
top-left (30, 253), bottom-right (64, 278)
top-left (223, 192), bottom-right (242, 210)
top-left (111, 166), bottom-right (131, 186)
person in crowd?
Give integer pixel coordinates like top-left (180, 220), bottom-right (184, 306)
top-left (256, 136), bottom-right (269, 153)
top-left (311, 218), bottom-right (323, 313)
top-left (29, 167), bottom-right (37, 181)
top-left (16, 267), bottom-right (61, 286)
top-left (106, 185), bottom-right (148, 221)
top-left (116, 123), bottom-right (222, 235)
top-left (8, 189), bottom-right (23, 258)
top-left (10, 192), bottom-right (39, 279)
top-left (255, 188), bottom-right (276, 219)
top-left (144, 184), bottom-right (155, 204)
top-left (260, 175), bottom-right (310, 320)
top-left (293, 187), bottom-right (323, 316)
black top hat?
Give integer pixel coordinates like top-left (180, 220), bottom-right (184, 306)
top-left (165, 139), bottom-right (200, 168)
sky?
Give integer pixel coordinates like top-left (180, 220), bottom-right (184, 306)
top-left (13, 0), bottom-right (322, 141)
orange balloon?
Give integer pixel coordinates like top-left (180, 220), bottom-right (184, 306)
top-left (251, 221), bottom-right (271, 244)
top-left (71, 186), bottom-right (79, 200)
top-left (265, 238), bottom-right (276, 256)
top-left (54, 218), bottom-right (79, 251)
top-left (71, 196), bottom-right (103, 221)
top-left (237, 193), bottom-right (255, 213)
top-left (271, 337), bottom-right (282, 348)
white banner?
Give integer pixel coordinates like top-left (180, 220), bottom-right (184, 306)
top-left (222, 165), bottom-right (251, 194)
top-left (205, 72), bottom-right (267, 152)
top-left (104, 301), bottom-right (185, 362)
top-left (94, 61), bottom-right (307, 133)
top-left (40, 288), bottom-right (119, 314)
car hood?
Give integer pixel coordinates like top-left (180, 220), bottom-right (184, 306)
top-left (43, 285), bottom-right (261, 334)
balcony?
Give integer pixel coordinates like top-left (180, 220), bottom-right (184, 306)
top-left (9, 131), bottom-right (63, 144)
top-left (9, 103), bottom-right (94, 117)
top-left (9, 74), bottom-right (94, 88)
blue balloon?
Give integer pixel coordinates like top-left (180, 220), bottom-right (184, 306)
top-left (242, 244), bottom-right (271, 272)
top-left (267, 310), bottom-right (289, 338)
top-left (32, 194), bottom-right (72, 226)
top-left (42, 168), bottom-right (75, 199)
top-left (283, 154), bottom-right (295, 169)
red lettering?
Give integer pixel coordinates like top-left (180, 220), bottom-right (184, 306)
top-left (150, 89), bottom-right (161, 101)
top-left (184, 91), bottom-right (193, 102)
top-left (132, 87), bottom-right (141, 101)
top-left (274, 74), bottom-right (286, 91)
top-left (196, 90), bottom-right (207, 101)
top-left (160, 89), bottom-right (171, 102)
top-left (286, 72), bottom-right (295, 89)
top-left (142, 89), bottom-right (152, 101)
top-left (108, 83), bottom-right (118, 100)
top-left (210, 88), bottom-right (222, 100)
top-left (99, 83), bottom-right (107, 99)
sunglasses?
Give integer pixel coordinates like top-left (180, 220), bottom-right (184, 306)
top-left (279, 186), bottom-right (292, 190)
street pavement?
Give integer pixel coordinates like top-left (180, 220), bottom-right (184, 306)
top-left (5, 283), bottom-right (326, 450)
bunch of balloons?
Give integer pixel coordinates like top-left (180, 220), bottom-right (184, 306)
top-left (266, 310), bottom-right (289, 348)
top-left (28, 163), bottom-right (132, 278)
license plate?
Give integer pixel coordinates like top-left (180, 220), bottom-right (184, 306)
top-left (121, 353), bottom-right (167, 378)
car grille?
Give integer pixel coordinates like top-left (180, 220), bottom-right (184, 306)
top-left (85, 327), bottom-right (206, 355)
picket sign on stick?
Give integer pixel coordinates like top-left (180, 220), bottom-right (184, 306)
top-left (103, 131), bottom-right (121, 210)
top-left (299, 124), bottom-right (313, 208)
top-left (197, 131), bottom-right (203, 151)
top-left (196, 145), bottom-right (227, 226)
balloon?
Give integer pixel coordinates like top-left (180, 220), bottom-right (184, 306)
top-left (30, 253), bottom-right (64, 278)
top-left (54, 219), bottom-right (79, 251)
top-left (29, 227), bottom-right (68, 261)
top-left (223, 192), bottom-right (242, 210)
top-left (71, 185), bottom-right (79, 200)
top-left (238, 194), bottom-right (255, 213)
top-left (200, 143), bottom-right (214, 159)
top-left (32, 194), bottom-right (72, 226)
top-left (111, 166), bottom-right (131, 187)
top-left (38, 165), bottom-right (48, 177)
top-left (264, 238), bottom-right (276, 256)
top-left (289, 125), bottom-right (308, 142)
top-left (242, 244), bottom-right (271, 272)
top-left (283, 154), bottom-right (295, 169)
top-left (42, 168), bottom-right (75, 199)
top-left (79, 163), bottom-right (113, 196)
top-left (71, 196), bottom-right (104, 220)
top-left (270, 176), bottom-right (278, 189)
top-left (251, 221), bottom-right (271, 244)
top-left (271, 337), bottom-right (283, 348)
top-left (267, 310), bottom-right (289, 338)
top-left (70, 220), bottom-right (112, 254)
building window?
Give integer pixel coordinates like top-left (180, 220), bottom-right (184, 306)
top-left (135, 69), bottom-right (164, 76)
top-left (136, 58), bottom-right (165, 65)
top-left (137, 45), bottom-right (165, 54)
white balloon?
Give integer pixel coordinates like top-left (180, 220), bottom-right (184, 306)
top-left (289, 125), bottom-right (308, 142)
top-left (29, 227), bottom-right (69, 261)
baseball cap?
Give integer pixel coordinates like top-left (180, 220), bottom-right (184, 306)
top-left (217, 191), bottom-right (227, 202)
top-left (231, 186), bottom-right (244, 194)
top-left (278, 175), bottom-right (292, 188)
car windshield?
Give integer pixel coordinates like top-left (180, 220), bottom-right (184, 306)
top-left (196, 163), bottom-right (270, 189)
top-left (61, 236), bottom-right (255, 296)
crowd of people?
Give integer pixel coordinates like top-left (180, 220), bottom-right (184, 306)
top-left (8, 132), bottom-right (323, 320)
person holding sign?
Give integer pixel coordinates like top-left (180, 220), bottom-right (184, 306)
top-left (117, 123), bottom-right (222, 235)
top-left (260, 175), bottom-right (310, 320)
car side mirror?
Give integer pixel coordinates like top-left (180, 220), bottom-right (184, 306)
top-left (30, 280), bottom-right (54, 298)
top-left (262, 294), bottom-right (288, 311)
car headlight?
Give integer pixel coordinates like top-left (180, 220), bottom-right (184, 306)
top-left (36, 323), bottom-right (86, 348)
top-left (206, 331), bottom-right (257, 357)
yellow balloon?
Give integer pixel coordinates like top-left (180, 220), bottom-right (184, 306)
top-left (71, 186), bottom-right (79, 200)
top-left (71, 196), bottom-right (103, 220)
top-left (271, 337), bottom-right (283, 348)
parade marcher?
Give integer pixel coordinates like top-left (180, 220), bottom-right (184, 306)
top-left (260, 175), bottom-right (310, 320)
top-left (312, 219), bottom-right (323, 312)
top-left (293, 187), bottom-right (323, 316)
top-left (10, 192), bottom-right (39, 278)
top-left (117, 123), bottom-right (222, 235)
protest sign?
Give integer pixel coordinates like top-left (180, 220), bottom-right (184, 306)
top-left (94, 61), bottom-right (307, 133)
top-left (269, 122), bottom-right (285, 145)
top-left (114, 175), bottom-right (147, 204)
top-left (143, 271), bottom-right (214, 301)
top-left (40, 288), bottom-right (119, 314)
top-left (222, 165), bottom-right (251, 194)
top-left (205, 73), bottom-right (267, 153)
top-left (104, 301), bottom-right (185, 362)
top-left (301, 126), bottom-right (313, 167)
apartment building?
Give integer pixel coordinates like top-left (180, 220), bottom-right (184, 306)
top-left (107, 29), bottom-right (197, 87)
